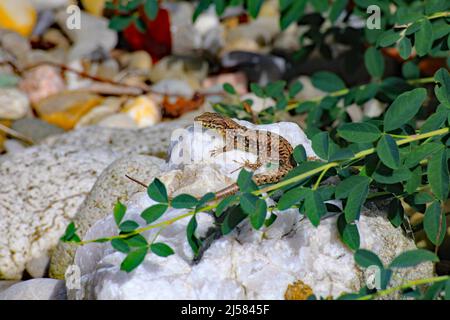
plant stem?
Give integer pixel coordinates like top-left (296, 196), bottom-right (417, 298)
top-left (357, 275), bottom-right (449, 300)
top-left (286, 76), bottom-right (436, 111)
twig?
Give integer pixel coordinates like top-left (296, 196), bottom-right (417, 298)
top-left (125, 174), bottom-right (149, 189)
top-left (0, 123), bottom-right (34, 145)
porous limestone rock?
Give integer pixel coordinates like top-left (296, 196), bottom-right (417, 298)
top-left (0, 120), bottom-right (189, 280)
top-left (43, 119), bottom-right (191, 157)
top-left (0, 145), bottom-right (116, 280)
top-left (49, 155), bottom-right (165, 279)
top-left (0, 279), bottom-right (66, 300)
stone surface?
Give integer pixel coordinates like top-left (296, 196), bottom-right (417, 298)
top-left (19, 65), bottom-right (66, 105)
top-left (49, 155), bottom-right (165, 279)
top-left (12, 118), bottom-right (64, 143)
top-left (71, 193), bottom-right (433, 300)
top-left (0, 145), bottom-right (116, 280)
top-left (0, 119), bottom-right (189, 280)
top-left (0, 279), bottom-right (66, 300)
top-left (0, 88), bottom-right (30, 120)
top-left (25, 254), bottom-right (50, 278)
top-left (55, 9), bottom-right (118, 61)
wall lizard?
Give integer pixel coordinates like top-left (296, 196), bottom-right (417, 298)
top-left (194, 112), bottom-right (296, 199)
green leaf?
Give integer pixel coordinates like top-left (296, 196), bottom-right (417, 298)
top-left (384, 88), bottom-right (427, 131)
top-left (250, 199), bottom-right (267, 230)
top-left (119, 220), bottom-right (139, 233)
top-left (108, 16), bottom-right (134, 31)
top-left (237, 169), bottom-right (258, 193)
top-left (187, 215), bottom-right (202, 255)
top-left (247, 0), bottom-right (264, 18)
top-left (311, 132), bottom-right (340, 161)
top-left (404, 142), bottom-right (443, 167)
top-left (354, 249), bottom-right (384, 268)
top-left (336, 176), bottom-right (371, 200)
top-left (111, 238), bottom-right (130, 253)
top-left (344, 179), bottom-right (369, 222)
top-left (141, 204), bottom-right (168, 224)
top-left (424, 201), bottom-right (446, 246)
top-left (377, 29), bottom-right (401, 47)
top-left (420, 111), bottom-right (448, 133)
top-left (265, 80), bottom-right (286, 98)
top-left (364, 47), bottom-right (385, 78)
top-left (171, 194), bottom-right (198, 209)
top-left (60, 222), bottom-right (80, 243)
top-left (240, 193), bottom-right (260, 215)
top-left (120, 247), bottom-right (148, 273)
top-left (280, 0), bottom-right (307, 30)
top-left (338, 122), bottom-right (382, 143)
top-left (223, 83), bottom-right (237, 95)
top-left (147, 178), bottom-right (168, 203)
top-left (428, 148), bottom-right (450, 201)
top-left (445, 280), bottom-right (450, 300)
top-left (434, 68), bottom-right (450, 107)
top-left (144, 0), bottom-right (159, 20)
top-left (387, 198), bottom-right (404, 227)
top-left (215, 195), bottom-right (238, 217)
top-left (288, 80), bottom-right (303, 98)
top-left (277, 187), bottom-right (307, 210)
top-left (402, 61), bottom-right (419, 79)
top-left (377, 135), bottom-right (400, 169)
top-left (221, 205), bottom-right (247, 235)
top-left (195, 192), bottom-right (216, 212)
top-left (134, 17), bottom-right (147, 33)
top-left (373, 166), bottom-right (412, 184)
top-left (405, 167), bottom-right (422, 195)
top-left (310, 0), bottom-right (327, 12)
top-left (389, 249), bottom-right (439, 268)
top-left (250, 83), bottom-right (265, 97)
top-left (113, 201), bottom-right (127, 226)
top-left (415, 19), bottom-right (433, 57)
top-left (125, 234), bottom-right (148, 247)
top-left (150, 243), bottom-right (175, 257)
top-left (214, 0), bottom-right (226, 15)
top-left (311, 71), bottom-right (346, 92)
top-left (293, 145), bottom-right (307, 164)
top-left (304, 190), bottom-right (326, 227)
top-left (337, 214), bottom-right (360, 250)
top-left (329, 0), bottom-right (348, 23)
top-left (398, 37), bottom-right (412, 60)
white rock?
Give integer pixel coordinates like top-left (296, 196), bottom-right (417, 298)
top-left (0, 279), bottom-right (66, 300)
top-left (71, 193), bottom-right (433, 300)
top-left (98, 114), bottom-right (138, 129)
top-left (25, 254), bottom-right (50, 278)
top-left (55, 10), bottom-right (117, 61)
top-left (4, 139), bottom-right (27, 154)
top-left (30, 0), bottom-right (69, 11)
top-left (0, 88), bottom-right (30, 120)
top-left (151, 79), bottom-right (194, 100)
top-left (168, 118), bottom-right (317, 180)
top-left (0, 120), bottom-right (190, 280)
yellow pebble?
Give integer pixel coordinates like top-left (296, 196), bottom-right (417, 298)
top-left (81, 0), bottom-right (106, 17)
top-left (0, 0), bottom-right (37, 37)
top-left (122, 96), bottom-right (161, 128)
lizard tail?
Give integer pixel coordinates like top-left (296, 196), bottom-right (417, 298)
top-left (214, 183), bottom-right (240, 200)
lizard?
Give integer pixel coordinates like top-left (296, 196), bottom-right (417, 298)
top-left (194, 112), bottom-right (296, 199)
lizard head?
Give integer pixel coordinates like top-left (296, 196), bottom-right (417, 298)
top-left (194, 112), bottom-right (230, 130)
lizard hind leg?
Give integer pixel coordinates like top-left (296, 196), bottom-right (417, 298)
top-left (230, 158), bottom-right (264, 174)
